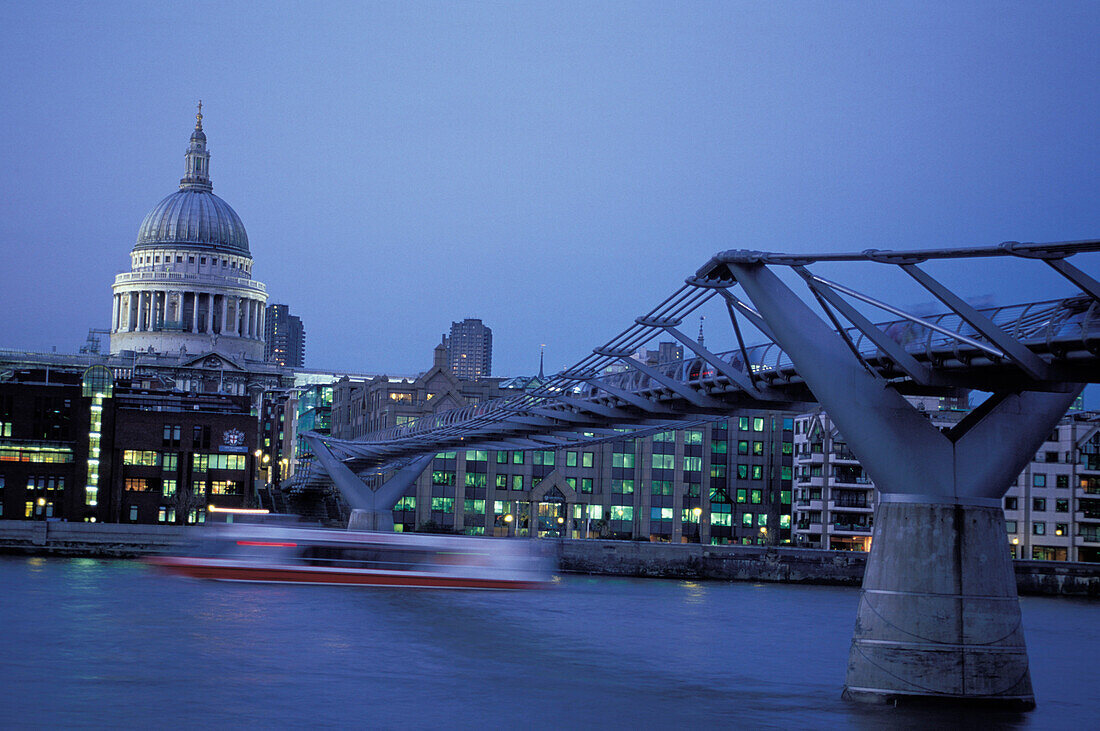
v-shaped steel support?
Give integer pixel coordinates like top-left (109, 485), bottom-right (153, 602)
top-left (305, 434), bottom-right (432, 531)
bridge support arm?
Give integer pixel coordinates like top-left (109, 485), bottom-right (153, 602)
top-left (304, 434), bottom-right (432, 532)
top-left (725, 258), bottom-right (1084, 709)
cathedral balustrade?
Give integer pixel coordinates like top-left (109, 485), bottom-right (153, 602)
top-left (114, 270), bottom-right (266, 293)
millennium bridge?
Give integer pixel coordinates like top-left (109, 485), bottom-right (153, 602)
top-left (306, 238), bottom-right (1099, 708)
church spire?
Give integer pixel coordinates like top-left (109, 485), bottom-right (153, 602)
top-left (180, 101), bottom-right (212, 192)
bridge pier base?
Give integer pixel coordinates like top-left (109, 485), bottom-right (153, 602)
top-left (843, 498), bottom-right (1033, 708)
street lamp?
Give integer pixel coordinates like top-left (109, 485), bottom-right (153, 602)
top-left (37, 497), bottom-right (46, 520)
top-left (692, 506), bottom-right (702, 543)
top-left (503, 513), bottom-right (514, 536)
top-left (759, 526), bottom-right (768, 546)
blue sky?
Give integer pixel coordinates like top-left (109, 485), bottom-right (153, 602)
top-left (1, 2), bottom-right (1097, 383)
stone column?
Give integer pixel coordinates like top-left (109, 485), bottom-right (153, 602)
top-left (111, 295), bottom-right (119, 332)
top-left (191, 291), bottom-right (200, 333)
top-left (206, 293), bottom-right (214, 335)
top-left (220, 295), bottom-right (229, 335)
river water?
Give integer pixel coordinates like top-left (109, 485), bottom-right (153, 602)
top-left (0, 555), bottom-right (1095, 729)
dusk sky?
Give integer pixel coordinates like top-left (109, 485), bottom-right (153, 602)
top-left (1, 2), bottom-right (1097, 383)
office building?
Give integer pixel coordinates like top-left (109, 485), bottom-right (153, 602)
top-left (443, 319), bottom-right (492, 380)
top-left (264, 304), bottom-right (306, 368)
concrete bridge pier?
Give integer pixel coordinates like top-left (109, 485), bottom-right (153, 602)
top-left (724, 255), bottom-right (1084, 707)
top-left (304, 434), bottom-right (432, 531)
top-left (844, 497), bottom-right (1033, 706)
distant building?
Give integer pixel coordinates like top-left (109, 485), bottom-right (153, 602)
top-left (264, 304), bottom-right (305, 368)
top-left (443, 319), bottom-right (492, 380)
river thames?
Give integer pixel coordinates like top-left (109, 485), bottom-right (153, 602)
top-left (1, 555), bottom-right (1095, 728)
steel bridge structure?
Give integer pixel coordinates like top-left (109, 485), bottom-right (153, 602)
top-left (306, 238), bottom-right (1099, 709)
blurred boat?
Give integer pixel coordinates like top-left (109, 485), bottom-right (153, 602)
top-left (147, 524), bottom-right (555, 590)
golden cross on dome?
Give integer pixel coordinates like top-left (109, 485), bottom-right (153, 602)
top-left (196, 100), bottom-right (203, 128)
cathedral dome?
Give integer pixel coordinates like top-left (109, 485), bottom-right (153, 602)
top-left (135, 189), bottom-right (249, 255)
top-left (133, 103), bottom-right (250, 256)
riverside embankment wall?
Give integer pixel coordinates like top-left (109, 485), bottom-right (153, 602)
top-left (1, 521), bottom-right (1097, 596)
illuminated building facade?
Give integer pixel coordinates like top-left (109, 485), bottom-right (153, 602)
top-left (0, 365), bottom-right (256, 523)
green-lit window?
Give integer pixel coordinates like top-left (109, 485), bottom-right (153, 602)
top-left (566, 451), bottom-right (578, 467)
top-left (736, 489), bottom-right (747, 503)
top-left (162, 453), bottom-right (178, 471)
top-left (781, 442), bottom-right (793, 455)
top-left (465, 450), bottom-right (487, 462)
top-left (511, 475), bottom-right (524, 491)
top-left (654, 431), bottom-right (675, 443)
top-left (753, 417), bottom-right (764, 432)
top-left (752, 465), bottom-right (763, 480)
top-left (682, 508), bottom-right (700, 523)
top-left (192, 454), bottom-right (207, 472)
top-left (779, 514), bottom-right (791, 529)
top-left (612, 479), bottom-right (634, 494)
top-left (738, 417), bottom-right (749, 431)
top-left (751, 489), bottom-right (762, 504)
top-left (435, 451), bottom-right (457, 459)
top-left (685, 483), bottom-right (700, 497)
top-left (464, 499), bottom-right (485, 514)
top-left (737, 464), bottom-right (749, 479)
top-left (464, 473), bottom-right (487, 488)
top-left (494, 501), bottom-right (511, 514)
top-left (712, 440), bottom-right (727, 454)
top-left (586, 505), bottom-right (604, 519)
top-left (432, 470), bottom-right (455, 486)
top-left (431, 497), bottom-right (454, 512)
top-left (582, 452), bottom-right (594, 468)
top-left (758, 514), bottom-right (767, 527)
top-left (711, 504), bottom-right (732, 526)
top-left (610, 505), bottom-right (634, 521)
top-left (683, 456), bottom-right (702, 472)
top-left (652, 454), bottom-right (675, 470)
top-left (780, 490), bottom-right (791, 505)
top-left (512, 452), bottom-right (524, 464)
top-left (162, 479), bottom-right (177, 497)
top-left (685, 430), bottom-right (703, 445)
top-left (496, 452), bottom-right (508, 464)
top-left (581, 478), bottom-right (593, 493)
top-left (781, 466), bottom-right (792, 481)
top-left (566, 477), bottom-right (576, 489)
top-left (613, 452), bottom-right (635, 468)
top-left (742, 512), bottom-right (754, 527)
top-left (394, 496), bottom-right (416, 511)
top-left (711, 465), bottom-right (726, 479)
top-left (495, 474), bottom-right (507, 489)
top-left (533, 451), bottom-right (555, 466)
top-left (125, 450), bottom-right (160, 466)
top-left (651, 480), bottom-right (673, 496)
top-left (752, 441), bottom-right (763, 455)
top-left (738, 440), bottom-right (749, 455)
